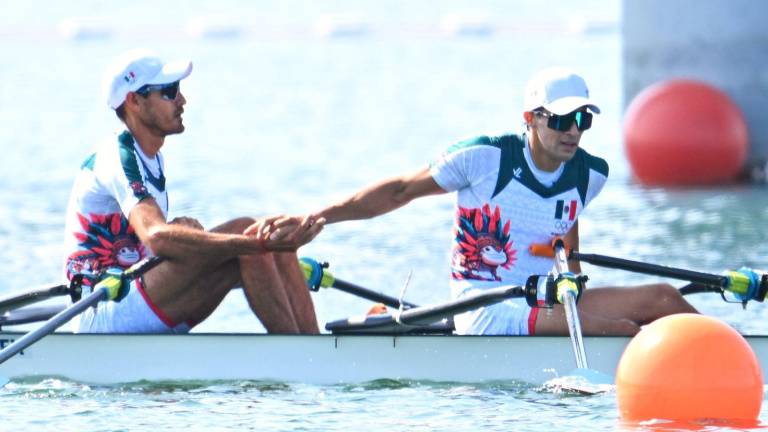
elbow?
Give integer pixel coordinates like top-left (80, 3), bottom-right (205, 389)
top-left (143, 225), bottom-right (172, 256)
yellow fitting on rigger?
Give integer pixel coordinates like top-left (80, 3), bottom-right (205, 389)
top-left (556, 278), bottom-right (578, 304)
top-left (95, 275), bottom-right (123, 301)
top-left (725, 270), bottom-right (750, 295)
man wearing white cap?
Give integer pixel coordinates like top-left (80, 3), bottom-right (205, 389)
top-left (305, 67), bottom-right (698, 335)
top-left (63, 49), bottom-right (324, 334)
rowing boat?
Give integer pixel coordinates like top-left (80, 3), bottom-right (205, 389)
top-left (2, 254), bottom-right (767, 387)
top-left (1, 331), bottom-right (766, 385)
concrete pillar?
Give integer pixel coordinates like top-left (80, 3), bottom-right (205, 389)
top-left (623, 0), bottom-right (768, 181)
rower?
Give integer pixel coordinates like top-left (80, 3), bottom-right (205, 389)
top-left (291, 67), bottom-right (699, 336)
top-left (61, 49), bottom-right (324, 334)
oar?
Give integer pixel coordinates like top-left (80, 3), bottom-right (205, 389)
top-left (551, 239), bottom-right (589, 370)
top-left (543, 239), bottom-right (613, 394)
top-left (528, 244), bottom-right (768, 303)
top-left (0, 256), bottom-right (163, 367)
top-left (0, 283), bottom-right (73, 315)
top-left (299, 257), bottom-right (418, 309)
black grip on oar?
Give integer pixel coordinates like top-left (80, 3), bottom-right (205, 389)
top-left (332, 278), bottom-right (419, 310)
top-left (572, 252), bottom-right (729, 287)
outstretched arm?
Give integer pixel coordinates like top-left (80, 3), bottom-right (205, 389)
top-left (314, 166), bottom-right (447, 224)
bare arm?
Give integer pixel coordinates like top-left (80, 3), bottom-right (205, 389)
top-left (315, 166), bottom-right (447, 224)
top-left (129, 198), bottom-right (322, 258)
top-left (564, 220), bottom-right (582, 274)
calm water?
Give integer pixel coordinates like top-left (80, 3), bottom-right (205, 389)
top-left (2, 1), bottom-right (768, 430)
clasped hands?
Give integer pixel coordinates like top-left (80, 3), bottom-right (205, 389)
top-left (244, 214), bottom-right (326, 252)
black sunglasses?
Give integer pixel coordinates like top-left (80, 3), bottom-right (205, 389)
top-left (535, 110), bottom-right (592, 132)
top-left (136, 81), bottom-right (180, 101)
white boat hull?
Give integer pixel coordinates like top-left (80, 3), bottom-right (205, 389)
top-left (2, 332), bottom-right (767, 385)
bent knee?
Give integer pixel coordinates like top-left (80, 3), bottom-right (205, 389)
top-left (648, 283), bottom-right (682, 300)
top-left (212, 216), bottom-right (257, 234)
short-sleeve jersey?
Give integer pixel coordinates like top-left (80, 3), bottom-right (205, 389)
top-left (63, 130), bottom-right (168, 286)
top-left (429, 133), bottom-right (608, 299)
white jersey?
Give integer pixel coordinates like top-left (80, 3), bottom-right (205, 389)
top-left (429, 133), bottom-right (608, 334)
top-left (63, 130), bottom-right (168, 287)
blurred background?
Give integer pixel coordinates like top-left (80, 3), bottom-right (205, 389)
top-left (2, 0), bottom-right (768, 334)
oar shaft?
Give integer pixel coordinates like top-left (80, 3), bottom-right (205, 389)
top-left (0, 256), bottom-right (164, 367)
top-left (0, 288), bottom-right (107, 365)
top-left (0, 284), bottom-right (69, 315)
top-left (572, 252), bottom-right (728, 287)
top-left (332, 278), bottom-right (419, 309)
top-left (553, 242), bottom-right (589, 370)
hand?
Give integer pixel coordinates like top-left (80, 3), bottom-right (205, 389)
top-left (244, 215), bottom-right (326, 252)
top-left (724, 267), bottom-right (761, 301)
top-left (168, 216), bottom-right (204, 230)
top-left (555, 272), bottom-right (582, 304)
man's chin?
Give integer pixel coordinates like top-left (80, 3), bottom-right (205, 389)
top-left (166, 122), bottom-right (185, 135)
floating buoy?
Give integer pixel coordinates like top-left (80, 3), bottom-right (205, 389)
top-left (623, 79), bottom-right (748, 186)
top-left (616, 314), bottom-right (762, 422)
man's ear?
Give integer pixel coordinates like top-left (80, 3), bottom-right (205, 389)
top-left (523, 111), bottom-right (534, 128)
top-left (123, 92), bottom-right (142, 115)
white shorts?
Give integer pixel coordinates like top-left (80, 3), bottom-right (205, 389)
top-left (453, 289), bottom-right (543, 335)
top-left (72, 278), bottom-right (191, 334)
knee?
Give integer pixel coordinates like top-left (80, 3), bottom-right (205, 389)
top-left (231, 216), bottom-right (257, 232)
top-left (649, 283), bottom-right (685, 304)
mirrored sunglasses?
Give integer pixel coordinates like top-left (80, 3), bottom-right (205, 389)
top-left (535, 110), bottom-right (592, 132)
top-left (136, 81), bottom-right (180, 101)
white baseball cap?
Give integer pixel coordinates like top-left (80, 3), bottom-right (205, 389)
top-left (104, 48), bottom-right (193, 109)
top-left (523, 67), bottom-right (600, 115)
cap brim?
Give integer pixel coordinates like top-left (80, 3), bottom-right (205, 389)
top-left (147, 60), bottom-right (193, 85)
top-left (544, 96), bottom-right (601, 115)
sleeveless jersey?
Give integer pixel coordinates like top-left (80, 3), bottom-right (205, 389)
top-left (429, 133), bottom-right (608, 300)
top-left (63, 130), bottom-right (168, 286)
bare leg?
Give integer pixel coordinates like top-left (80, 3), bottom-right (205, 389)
top-left (534, 283), bottom-right (698, 336)
top-left (273, 252), bottom-right (319, 333)
top-left (534, 304), bottom-right (640, 336)
top-left (239, 253), bottom-right (301, 333)
top-left (140, 217), bottom-right (318, 333)
top-left (578, 283), bottom-right (698, 325)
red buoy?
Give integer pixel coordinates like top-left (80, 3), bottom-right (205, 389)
top-left (623, 80), bottom-right (748, 186)
top-left (616, 314), bottom-right (762, 423)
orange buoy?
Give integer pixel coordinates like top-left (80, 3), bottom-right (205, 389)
top-left (616, 313), bottom-right (762, 422)
top-left (623, 79), bottom-right (748, 186)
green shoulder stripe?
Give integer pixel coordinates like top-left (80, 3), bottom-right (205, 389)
top-left (582, 150), bottom-right (609, 177)
top-left (444, 135), bottom-right (494, 155)
top-left (117, 131), bottom-right (150, 199)
top-left (570, 148), bottom-right (609, 204)
top-left (80, 153), bottom-right (96, 170)
top-left (492, 134), bottom-right (526, 198)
